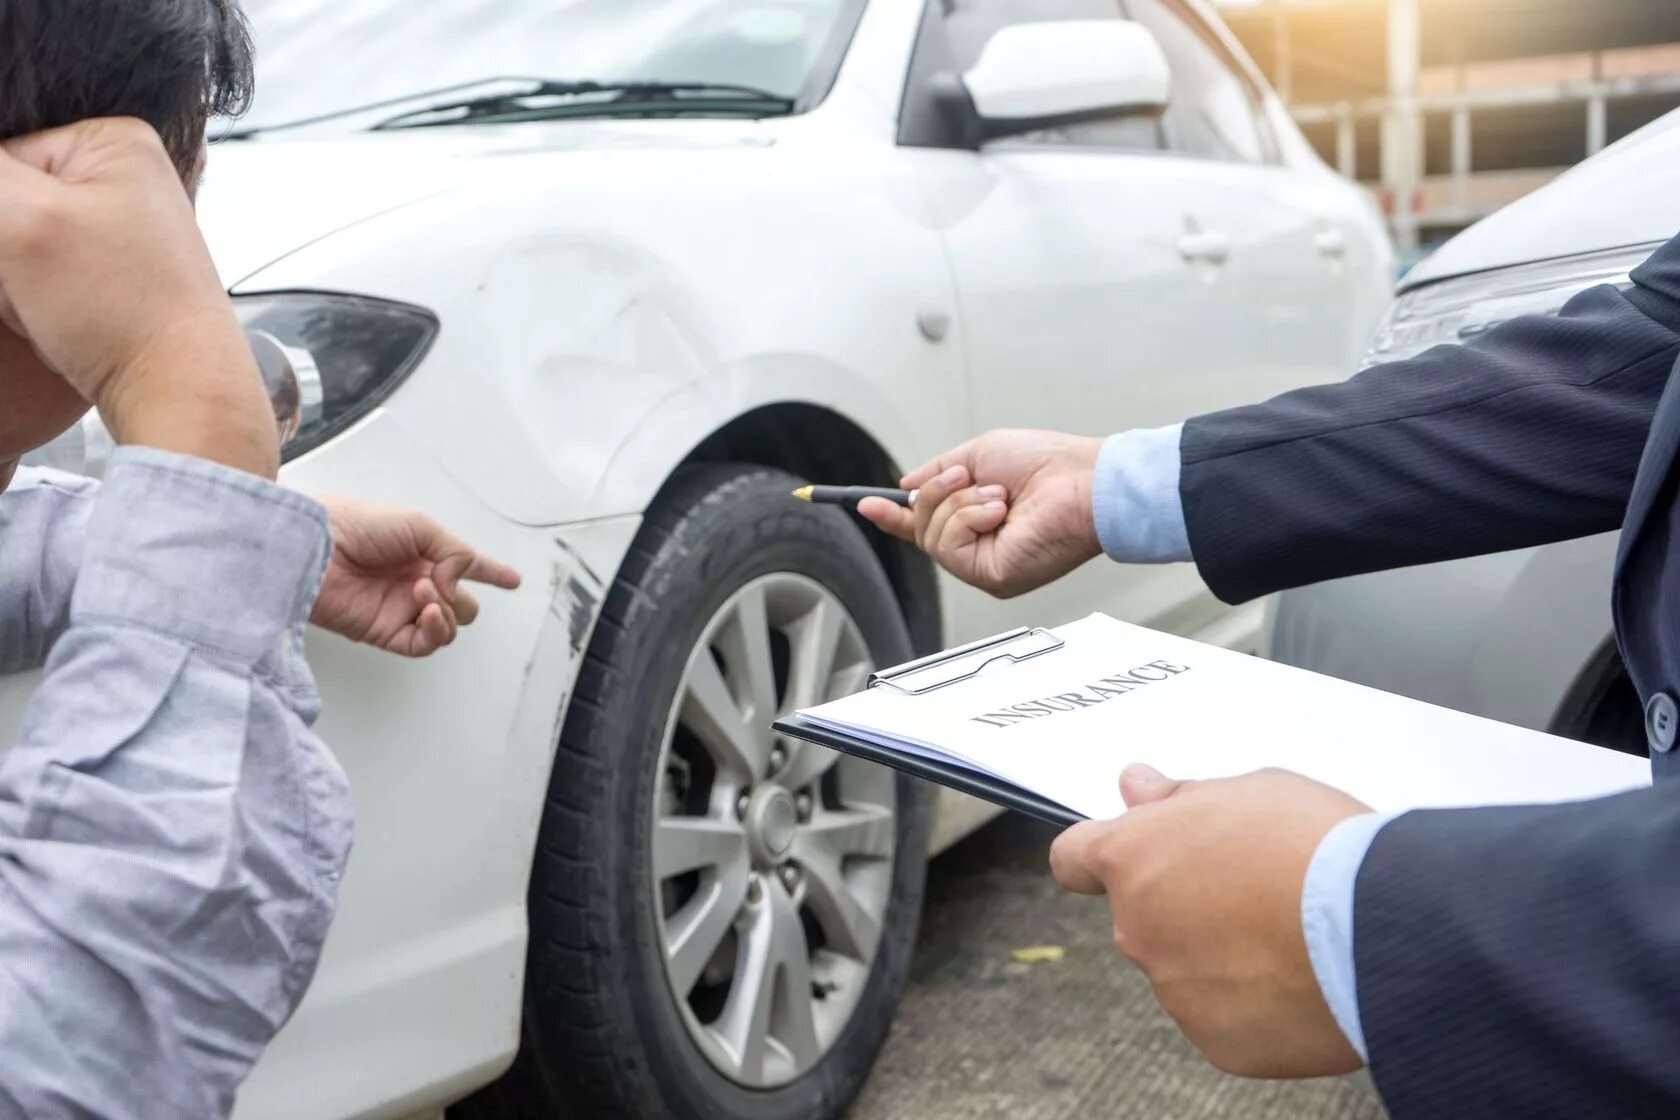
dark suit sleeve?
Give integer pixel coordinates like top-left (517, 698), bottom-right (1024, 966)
top-left (1180, 233), bottom-right (1680, 604)
top-left (1353, 789), bottom-right (1680, 1117)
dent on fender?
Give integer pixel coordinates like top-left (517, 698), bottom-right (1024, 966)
top-left (478, 235), bottom-right (719, 502)
top-left (381, 231), bottom-right (726, 528)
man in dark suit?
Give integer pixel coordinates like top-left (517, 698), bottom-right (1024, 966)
top-left (858, 231), bottom-right (1680, 1117)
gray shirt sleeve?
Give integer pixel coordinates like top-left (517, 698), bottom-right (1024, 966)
top-left (0, 447), bottom-right (354, 1120)
top-left (0, 467), bottom-right (93, 674)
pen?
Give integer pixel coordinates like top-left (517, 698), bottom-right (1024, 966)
top-left (791, 485), bottom-right (919, 508)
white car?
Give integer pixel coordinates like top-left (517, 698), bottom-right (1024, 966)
top-left (4, 1), bottom-right (1390, 1117)
top-left (1269, 109), bottom-right (1680, 758)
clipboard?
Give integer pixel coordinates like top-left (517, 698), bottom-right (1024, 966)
top-left (772, 626), bottom-right (1085, 828)
top-left (774, 612), bottom-right (1654, 827)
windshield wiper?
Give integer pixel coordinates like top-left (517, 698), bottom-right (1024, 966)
top-left (218, 77), bottom-right (564, 140)
top-left (371, 80), bottom-right (797, 130)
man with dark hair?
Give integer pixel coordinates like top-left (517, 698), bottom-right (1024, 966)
top-left (0, 0), bottom-right (259, 456)
top-left (0, 3), bottom-right (521, 1116)
top-left (0, 0), bottom-right (254, 180)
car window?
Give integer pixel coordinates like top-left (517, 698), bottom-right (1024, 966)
top-left (941, 0), bottom-right (1163, 152)
top-left (1121, 0), bottom-right (1273, 163)
top-left (230, 0), bottom-right (866, 133)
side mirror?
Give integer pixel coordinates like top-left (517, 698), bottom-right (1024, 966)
top-left (955, 20), bottom-right (1171, 143)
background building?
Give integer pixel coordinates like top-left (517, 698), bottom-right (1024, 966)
top-left (1216, 0), bottom-right (1680, 257)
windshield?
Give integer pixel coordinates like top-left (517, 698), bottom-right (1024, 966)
top-left (234, 0), bottom-right (863, 133)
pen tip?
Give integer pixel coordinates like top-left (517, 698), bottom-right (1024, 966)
top-left (791, 486), bottom-right (813, 502)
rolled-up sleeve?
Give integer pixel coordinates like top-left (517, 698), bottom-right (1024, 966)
top-left (0, 447), bottom-right (352, 1119)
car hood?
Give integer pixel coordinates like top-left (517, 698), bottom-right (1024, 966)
top-left (198, 120), bottom-right (773, 286)
top-left (1407, 107), bottom-right (1680, 289)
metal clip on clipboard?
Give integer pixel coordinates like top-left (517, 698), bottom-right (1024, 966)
top-left (868, 626), bottom-right (1066, 696)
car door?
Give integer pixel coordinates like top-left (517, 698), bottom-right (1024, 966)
top-left (1123, 0), bottom-right (1354, 392)
top-left (903, 0), bottom-right (1345, 640)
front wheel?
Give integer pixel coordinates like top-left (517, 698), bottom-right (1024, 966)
top-left (460, 464), bottom-right (931, 1120)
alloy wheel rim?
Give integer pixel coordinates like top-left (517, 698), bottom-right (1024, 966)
top-left (651, 573), bottom-right (896, 1088)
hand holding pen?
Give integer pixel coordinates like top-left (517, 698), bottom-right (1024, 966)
top-left (831, 429), bottom-right (1107, 600)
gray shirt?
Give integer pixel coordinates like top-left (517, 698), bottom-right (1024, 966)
top-left (0, 447), bottom-right (353, 1119)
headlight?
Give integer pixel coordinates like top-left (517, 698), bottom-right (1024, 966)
top-left (235, 292), bottom-right (438, 459)
top-left (21, 293), bottom-right (436, 478)
top-left (1361, 243), bottom-right (1662, 370)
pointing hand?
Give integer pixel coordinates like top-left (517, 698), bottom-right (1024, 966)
top-left (313, 499), bottom-right (522, 658)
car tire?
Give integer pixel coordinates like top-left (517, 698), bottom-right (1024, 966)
top-left (455, 463), bottom-right (930, 1120)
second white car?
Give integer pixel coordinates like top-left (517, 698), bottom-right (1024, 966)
top-left (1269, 108), bottom-right (1680, 758)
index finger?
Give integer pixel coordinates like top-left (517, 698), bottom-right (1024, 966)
top-left (434, 549), bottom-right (523, 599)
top-left (404, 515), bottom-right (521, 596)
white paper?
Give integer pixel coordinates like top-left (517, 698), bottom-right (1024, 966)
top-left (799, 613), bottom-right (1651, 820)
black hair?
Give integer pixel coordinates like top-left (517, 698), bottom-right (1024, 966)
top-left (0, 0), bottom-right (254, 179)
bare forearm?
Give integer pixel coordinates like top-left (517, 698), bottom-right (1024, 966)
top-left (93, 311), bottom-right (279, 481)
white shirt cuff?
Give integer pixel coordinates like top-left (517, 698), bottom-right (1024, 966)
top-left (1300, 810), bottom-right (1403, 1062)
top-left (1090, 424), bottom-right (1191, 564)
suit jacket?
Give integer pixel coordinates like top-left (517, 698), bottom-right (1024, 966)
top-left (1179, 231), bottom-right (1680, 1118)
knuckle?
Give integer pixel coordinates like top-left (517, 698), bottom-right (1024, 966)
top-left (108, 116), bottom-right (162, 150)
top-left (109, 120), bottom-right (178, 175)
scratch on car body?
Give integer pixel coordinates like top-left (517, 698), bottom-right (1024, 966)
top-left (548, 537), bottom-right (605, 656)
top-left (563, 576), bottom-right (598, 654)
top-left (552, 532), bottom-right (606, 589)
top-left (521, 539), bottom-right (607, 695)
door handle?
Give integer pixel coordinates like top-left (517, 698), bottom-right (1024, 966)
top-left (1314, 228), bottom-right (1348, 258)
top-left (1177, 229), bottom-right (1230, 265)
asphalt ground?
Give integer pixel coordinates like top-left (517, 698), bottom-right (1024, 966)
top-left (848, 814), bottom-right (1387, 1120)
